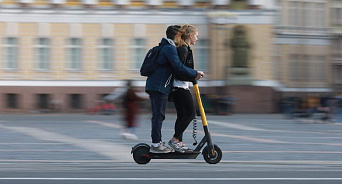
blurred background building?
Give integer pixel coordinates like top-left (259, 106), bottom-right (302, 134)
top-left (0, 0), bottom-right (339, 113)
top-left (274, 0), bottom-right (331, 96)
top-left (331, 0), bottom-right (342, 92)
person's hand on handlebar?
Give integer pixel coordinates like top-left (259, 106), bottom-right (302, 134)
top-left (195, 71), bottom-right (204, 81)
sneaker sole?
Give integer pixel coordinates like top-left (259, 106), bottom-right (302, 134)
top-left (149, 150), bottom-right (173, 154)
top-left (183, 150), bottom-right (194, 153)
top-left (168, 142), bottom-right (185, 153)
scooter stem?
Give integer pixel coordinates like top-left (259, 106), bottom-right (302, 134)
top-left (193, 83), bottom-right (208, 127)
top-left (192, 81), bottom-right (216, 158)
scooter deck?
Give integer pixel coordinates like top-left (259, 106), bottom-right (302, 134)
top-left (149, 151), bottom-right (201, 159)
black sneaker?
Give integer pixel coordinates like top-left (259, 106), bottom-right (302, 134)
top-left (168, 140), bottom-right (185, 153)
top-left (150, 142), bottom-right (173, 153)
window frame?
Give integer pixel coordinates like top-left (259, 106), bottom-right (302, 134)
top-left (36, 94), bottom-right (50, 109)
top-left (34, 37), bottom-right (50, 71)
top-left (3, 37), bottom-right (19, 70)
top-left (69, 94), bottom-right (83, 109)
top-left (66, 38), bottom-right (82, 71)
top-left (5, 93), bottom-right (19, 109)
top-left (193, 39), bottom-right (209, 71)
top-left (131, 38), bottom-right (146, 70)
top-left (98, 38), bottom-right (114, 71)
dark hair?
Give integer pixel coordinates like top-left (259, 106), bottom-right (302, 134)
top-left (166, 25), bottom-right (181, 40)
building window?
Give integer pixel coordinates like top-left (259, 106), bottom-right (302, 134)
top-left (231, 0), bottom-right (248, 10)
top-left (289, 54), bottom-right (299, 81)
top-left (6, 94), bottom-right (19, 109)
top-left (3, 37), bottom-right (18, 70)
top-left (289, 1), bottom-right (297, 27)
top-left (332, 8), bottom-right (342, 25)
top-left (334, 66), bottom-right (342, 85)
top-left (314, 56), bottom-right (326, 82)
top-left (132, 38), bottom-right (146, 70)
top-left (99, 38), bottom-right (114, 70)
top-left (70, 94), bottom-right (82, 109)
top-left (67, 38), bottom-right (82, 70)
top-left (37, 94), bottom-right (50, 109)
top-left (35, 38), bottom-right (50, 70)
top-left (302, 55), bottom-right (310, 81)
top-left (287, 2), bottom-right (326, 28)
top-left (289, 54), bottom-right (326, 83)
top-left (333, 38), bottom-right (342, 56)
top-left (315, 3), bottom-right (325, 28)
top-left (273, 45), bottom-right (281, 80)
top-left (303, 2), bottom-right (311, 27)
top-left (194, 39), bottom-right (209, 71)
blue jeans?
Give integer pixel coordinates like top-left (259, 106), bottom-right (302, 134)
top-left (148, 91), bottom-right (168, 143)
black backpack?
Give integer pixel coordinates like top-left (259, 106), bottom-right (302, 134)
top-left (140, 43), bottom-right (166, 77)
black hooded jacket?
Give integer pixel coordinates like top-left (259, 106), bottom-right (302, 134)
top-left (174, 45), bottom-right (194, 82)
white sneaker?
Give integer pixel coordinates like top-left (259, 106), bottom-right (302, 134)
top-left (168, 140), bottom-right (185, 153)
top-left (119, 129), bottom-right (127, 136)
top-left (123, 133), bottom-right (138, 140)
top-left (180, 144), bottom-right (194, 153)
top-left (150, 142), bottom-right (173, 153)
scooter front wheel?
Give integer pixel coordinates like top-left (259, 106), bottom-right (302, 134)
top-left (202, 144), bottom-right (222, 164)
top-left (132, 144), bottom-right (151, 164)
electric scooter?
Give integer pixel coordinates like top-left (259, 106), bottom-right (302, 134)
top-left (131, 80), bottom-right (222, 164)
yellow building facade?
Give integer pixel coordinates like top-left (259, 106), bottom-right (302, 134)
top-left (0, 0), bottom-right (311, 113)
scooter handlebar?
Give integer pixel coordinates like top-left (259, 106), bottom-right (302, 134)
top-left (192, 80), bottom-right (198, 85)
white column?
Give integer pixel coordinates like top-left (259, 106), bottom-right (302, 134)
top-left (134, 24), bottom-right (146, 38)
top-left (38, 23), bottom-right (51, 37)
top-left (212, 0), bottom-right (230, 6)
top-left (19, 0), bottom-right (34, 3)
top-left (70, 24), bottom-right (82, 37)
top-left (83, 0), bottom-right (98, 5)
top-left (115, 0), bottom-right (130, 6)
top-left (197, 24), bottom-right (208, 38)
top-left (6, 23), bottom-right (18, 36)
top-left (50, 0), bottom-right (66, 5)
top-left (178, 0), bottom-right (194, 6)
top-left (101, 24), bottom-right (114, 37)
top-left (249, 0), bottom-right (264, 6)
top-left (146, 0), bottom-right (162, 6)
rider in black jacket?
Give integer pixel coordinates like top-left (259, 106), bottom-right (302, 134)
top-left (168, 24), bottom-right (200, 153)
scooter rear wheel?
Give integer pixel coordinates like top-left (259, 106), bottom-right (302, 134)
top-left (202, 144), bottom-right (222, 164)
top-left (133, 145), bottom-right (151, 164)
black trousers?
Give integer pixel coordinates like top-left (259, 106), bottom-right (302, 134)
top-left (172, 88), bottom-right (195, 141)
top-left (148, 91), bottom-right (167, 144)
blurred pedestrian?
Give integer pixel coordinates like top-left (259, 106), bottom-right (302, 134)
top-left (145, 25), bottom-right (204, 153)
top-left (307, 93), bottom-right (320, 117)
top-left (168, 24), bottom-right (203, 153)
top-left (281, 97), bottom-right (294, 119)
top-left (122, 80), bottom-right (142, 140)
